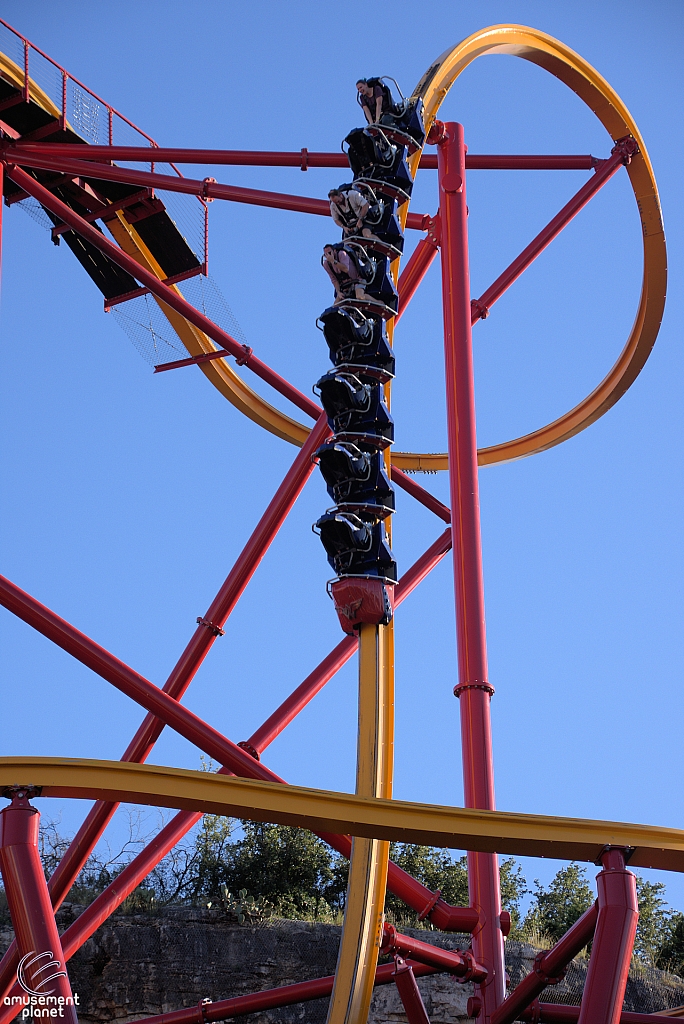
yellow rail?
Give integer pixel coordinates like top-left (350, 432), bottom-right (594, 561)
top-left (2, 757), bottom-right (683, 873)
top-left (327, 624), bottom-right (394, 1024)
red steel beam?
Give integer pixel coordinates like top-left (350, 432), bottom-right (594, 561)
top-left (391, 466), bottom-right (451, 524)
top-left (0, 794), bottom-right (77, 1024)
top-left (438, 121), bottom-right (505, 1020)
top-left (0, 530), bottom-right (475, 968)
top-left (6, 142), bottom-right (601, 171)
top-left (392, 959), bottom-right (432, 1024)
top-left (470, 142), bottom-right (630, 322)
top-left (4, 164), bottom-right (322, 419)
top-left (153, 349), bottom-right (231, 373)
top-left (2, 151), bottom-right (427, 231)
top-left (491, 902), bottom-right (599, 1024)
top-left (396, 221), bottom-right (441, 322)
top-left (382, 923), bottom-right (486, 979)
top-left (577, 848), bottom-right (638, 1024)
top-left (110, 960), bottom-right (439, 1024)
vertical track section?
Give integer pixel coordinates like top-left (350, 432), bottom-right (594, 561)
top-left (327, 622), bottom-right (394, 1024)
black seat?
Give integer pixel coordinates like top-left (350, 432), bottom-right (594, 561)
top-left (318, 308), bottom-right (396, 376)
top-left (314, 370), bottom-right (394, 444)
top-left (315, 441), bottom-right (395, 512)
top-left (314, 511), bottom-right (397, 581)
top-left (363, 255), bottom-right (399, 312)
top-left (379, 98), bottom-right (426, 148)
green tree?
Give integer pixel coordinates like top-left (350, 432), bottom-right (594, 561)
top-left (633, 877), bottom-right (673, 965)
top-left (523, 864), bottom-right (594, 944)
top-left (657, 913), bottom-right (684, 976)
top-left (221, 822), bottom-right (343, 919)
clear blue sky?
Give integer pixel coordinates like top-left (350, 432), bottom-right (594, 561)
top-left (1, 0), bottom-right (682, 913)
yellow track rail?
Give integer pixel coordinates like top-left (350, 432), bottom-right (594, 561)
top-left (2, 30), bottom-right (665, 465)
top-left (106, 25), bottom-right (670, 472)
top-left (2, 757), bottom-right (683, 873)
top-left (327, 624), bottom-right (394, 1024)
top-left (0, 30), bottom-right (668, 1024)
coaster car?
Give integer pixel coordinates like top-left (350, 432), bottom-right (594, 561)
top-left (313, 511), bottom-right (397, 581)
top-left (317, 307), bottom-right (396, 377)
top-left (314, 370), bottom-right (394, 444)
top-left (315, 441), bottom-right (395, 513)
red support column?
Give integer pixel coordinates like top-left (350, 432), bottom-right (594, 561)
top-left (577, 848), bottom-right (638, 1024)
top-left (392, 958), bottom-right (431, 1024)
top-left (437, 121), bottom-right (505, 1017)
top-left (0, 792), bottom-right (77, 1023)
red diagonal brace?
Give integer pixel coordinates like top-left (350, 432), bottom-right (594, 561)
top-left (392, 957), bottom-right (432, 1024)
top-left (0, 529), bottom-right (482, 1014)
top-left (491, 902), bottom-right (598, 1024)
top-left (3, 164), bottom-right (321, 420)
top-left (470, 144), bottom-right (629, 324)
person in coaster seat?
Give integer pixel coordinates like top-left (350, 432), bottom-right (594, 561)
top-left (329, 188), bottom-right (381, 243)
top-left (322, 244), bottom-right (370, 305)
top-left (356, 78), bottom-right (394, 124)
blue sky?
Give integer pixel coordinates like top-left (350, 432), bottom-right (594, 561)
top-left (1, 0), bottom-right (682, 914)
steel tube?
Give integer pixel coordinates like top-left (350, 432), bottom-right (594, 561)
top-left (0, 531), bottom-right (476, 959)
top-left (2, 152), bottom-right (427, 231)
top-left (4, 165), bottom-right (321, 419)
top-left (391, 467), bottom-right (451, 523)
top-left (471, 149), bottom-right (625, 320)
top-left (392, 959), bottom-right (431, 1024)
top-left (113, 960), bottom-right (439, 1024)
top-left (383, 924), bottom-right (486, 979)
top-left (577, 849), bottom-right (638, 1024)
top-left (438, 122), bottom-right (505, 1018)
top-left (6, 143), bottom-right (600, 172)
top-left (0, 414), bottom-right (329, 1000)
top-left (0, 795), bottom-right (77, 1023)
top-left (396, 231), bottom-right (440, 322)
top-left (491, 902), bottom-right (598, 1024)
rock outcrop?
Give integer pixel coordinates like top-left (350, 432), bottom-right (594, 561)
top-left (3, 907), bottom-right (684, 1023)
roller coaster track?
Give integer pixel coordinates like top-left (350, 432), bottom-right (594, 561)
top-left (0, 20), bottom-right (670, 1024)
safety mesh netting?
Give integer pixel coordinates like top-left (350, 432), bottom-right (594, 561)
top-left (507, 940), bottom-right (684, 1015)
top-left (111, 273), bottom-right (249, 368)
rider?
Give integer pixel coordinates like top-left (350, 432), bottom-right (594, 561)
top-left (356, 78), bottom-right (393, 124)
top-left (322, 244), bottom-right (370, 304)
top-left (329, 188), bottom-right (380, 242)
